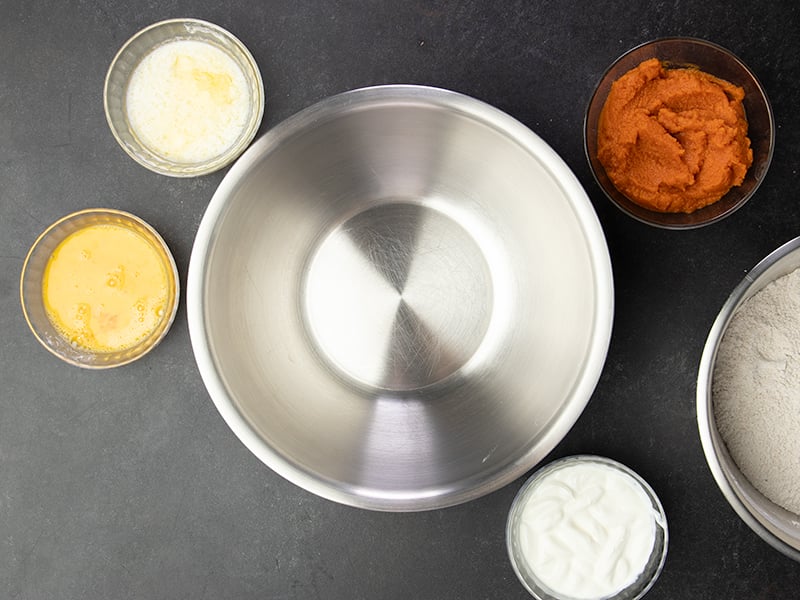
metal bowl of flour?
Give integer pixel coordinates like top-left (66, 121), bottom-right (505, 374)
top-left (697, 236), bottom-right (800, 561)
top-left (188, 85), bottom-right (614, 511)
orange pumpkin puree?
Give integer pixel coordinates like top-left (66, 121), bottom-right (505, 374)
top-left (597, 57), bottom-right (752, 213)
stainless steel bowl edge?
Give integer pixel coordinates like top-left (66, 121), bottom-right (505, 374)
top-left (188, 84), bottom-right (614, 510)
top-left (697, 235), bottom-right (800, 561)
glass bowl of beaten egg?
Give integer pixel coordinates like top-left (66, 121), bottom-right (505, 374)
top-left (506, 455), bottom-right (668, 600)
top-left (584, 37), bottom-right (774, 229)
top-left (104, 18), bottom-right (264, 177)
top-left (20, 209), bottom-right (179, 368)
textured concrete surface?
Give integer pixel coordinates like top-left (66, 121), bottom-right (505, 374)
top-left (2, 1), bottom-right (799, 598)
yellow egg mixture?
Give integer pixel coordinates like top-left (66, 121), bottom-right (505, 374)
top-left (43, 223), bottom-right (170, 352)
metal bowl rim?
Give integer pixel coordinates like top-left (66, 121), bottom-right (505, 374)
top-left (696, 235), bottom-right (800, 561)
top-left (188, 84), bottom-right (614, 510)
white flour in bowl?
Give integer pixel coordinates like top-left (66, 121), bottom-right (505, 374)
top-left (713, 267), bottom-right (800, 515)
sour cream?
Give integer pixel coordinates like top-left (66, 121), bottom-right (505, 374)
top-left (510, 458), bottom-right (664, 599)
top-left (126, 39), bottom-right (251, 164)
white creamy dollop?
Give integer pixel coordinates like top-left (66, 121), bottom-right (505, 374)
top-left (126, 39), bottom-right (250, 164)
top-left (516, 461), bottom-right (659, 599)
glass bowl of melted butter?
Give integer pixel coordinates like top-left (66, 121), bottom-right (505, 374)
top-left (20, 209), bottom-right (179, 368)
top-left (104, 18), bottom-right (264, 177)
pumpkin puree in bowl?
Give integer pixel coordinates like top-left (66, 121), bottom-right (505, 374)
top-left (597, 57), bottom-right (752, 213)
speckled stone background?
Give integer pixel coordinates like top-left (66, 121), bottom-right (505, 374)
top-left (2, 1), bottom-right (799, 598)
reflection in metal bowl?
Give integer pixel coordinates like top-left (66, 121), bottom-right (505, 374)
top-left (188, 85), bottom-right (614, 511)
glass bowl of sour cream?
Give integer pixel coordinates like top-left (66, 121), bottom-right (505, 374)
top-left (20, 209), bottom-right (179, 368)
top-left (104, 18), bottom-right (264, 177)
top-left (506, 455), bottom-right (668, 600)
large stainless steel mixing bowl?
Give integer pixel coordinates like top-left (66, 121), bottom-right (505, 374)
top-left (188, 85), bottom-right (614, 511)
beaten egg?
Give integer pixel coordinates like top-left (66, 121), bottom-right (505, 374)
top-left (42, 223), bottom-right (170, 353)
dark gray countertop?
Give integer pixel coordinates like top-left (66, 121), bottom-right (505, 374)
top-left (2, 1), bottom-right (800, 598)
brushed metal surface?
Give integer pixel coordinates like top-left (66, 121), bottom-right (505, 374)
top-left (188, 85), bottom-right (614, 511)
top-left (303, 201), bottom-right (493, 391)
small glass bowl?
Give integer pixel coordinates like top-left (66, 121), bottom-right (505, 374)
top-left (584, 37), bottom-right (774, 229)
top-left (104, 18), bottom-right (264, 177)
top-left (506, 455), bottom-right (668, 600)
top-left (20, 209), bottom-right (180, 368)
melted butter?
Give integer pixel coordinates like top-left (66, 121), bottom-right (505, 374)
top-left (43, 224), bottom-right (169, 353)
top-left (172, 53), bottom-right (234, 104)
top-left (126, 39), bottom-right (250, 164)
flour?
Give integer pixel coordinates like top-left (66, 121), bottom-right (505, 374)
top-left (713, 267), bottom-right (800, 515)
